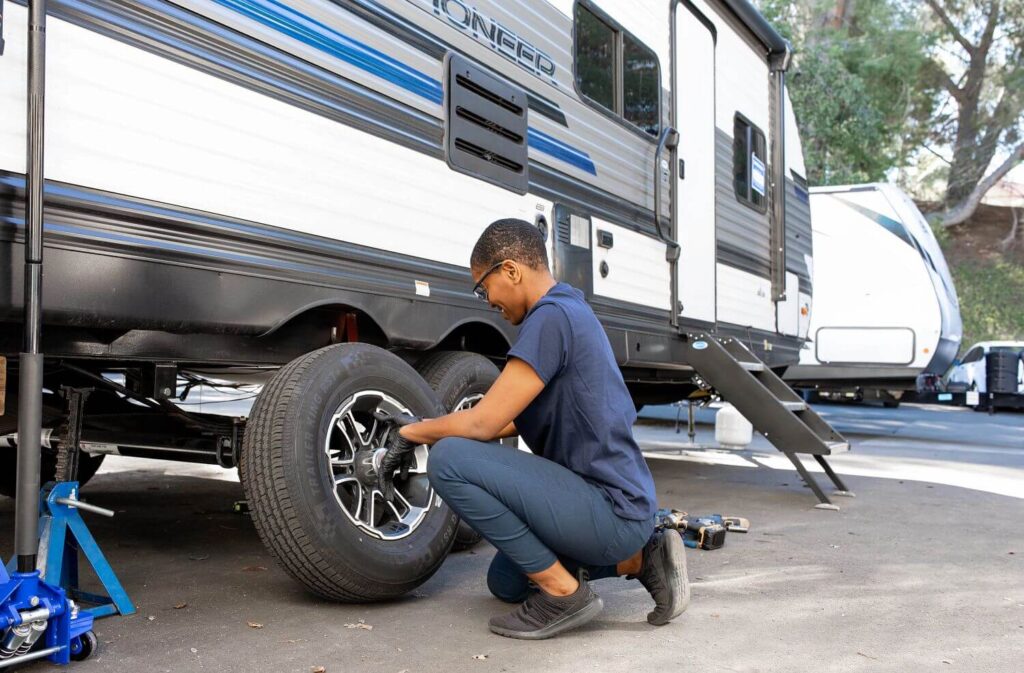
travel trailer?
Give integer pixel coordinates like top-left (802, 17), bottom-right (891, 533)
top-left (1, 0), bottom-right (847, 601)
top-left (784, 184), bottom-right (962, 405)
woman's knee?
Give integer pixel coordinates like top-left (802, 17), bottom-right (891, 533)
top-left (426, 437), bottom-right (464, 483)
top-left (487, 553), bottom-right (531, 604)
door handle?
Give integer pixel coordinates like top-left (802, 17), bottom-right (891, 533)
top-left (652, 126), bottom-right (679, 241)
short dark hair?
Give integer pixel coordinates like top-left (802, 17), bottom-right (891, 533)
top-left (471, 218), bottom-right (549, 271)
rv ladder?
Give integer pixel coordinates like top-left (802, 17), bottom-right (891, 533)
top-left (684, 334), bottom-right (853, 508)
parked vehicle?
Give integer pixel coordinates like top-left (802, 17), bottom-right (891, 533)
top-left (2, 0), bottom-right (817, 599)
top-left (784, 183), bottom-right (962, 406)
top-left (944, 341), bottom-right (1023, 409)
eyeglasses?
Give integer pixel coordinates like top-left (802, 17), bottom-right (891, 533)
top-left (472, 261), bottom-right (506, 302)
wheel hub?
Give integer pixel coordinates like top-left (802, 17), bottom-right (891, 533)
top-left (353, 448), bottom-right (387, 487)
top-left (323, 390), bottom-right (433, 541)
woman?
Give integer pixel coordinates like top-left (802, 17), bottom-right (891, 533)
top-left (376, 218), bottom-right (689, 640)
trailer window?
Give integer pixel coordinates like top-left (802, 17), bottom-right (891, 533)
top-left (733, 114), bottom-right (767, 212)
top-left (623, 35), bottom-right (659, 135)
top-left (575, 6), bottom-right (616, 111)
top-left (574, 2), bottom-right (660, 138)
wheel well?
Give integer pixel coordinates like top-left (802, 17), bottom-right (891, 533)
top-left (265, 303), bottom-right (389, 349)
top-left (432, 321), bottom-right (511, 360)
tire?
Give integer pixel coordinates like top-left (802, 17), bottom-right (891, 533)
top-left (415, 351), bottom-right (500, 552)
top-left (240, 343), bottom-right (459, 602)
top-left (986, 351), bottom-right (1020, 394)
top-left (0, 449), bottom-right (105, 499)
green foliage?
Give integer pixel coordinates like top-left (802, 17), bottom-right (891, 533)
top-left (948, 257), bottom-right (1024, 347)
top-left (758, 0), bottom-right (936, 185)
top-left (921, 0), bottom-right (1024, 207)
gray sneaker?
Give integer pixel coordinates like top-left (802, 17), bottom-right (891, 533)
top-left (488, 576), bottom-right (603, 640)
top-left (629, 529), bottom-right (690, 625)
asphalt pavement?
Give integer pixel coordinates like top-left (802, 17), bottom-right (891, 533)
top-left (1, 403), bottom-right (1022, 672)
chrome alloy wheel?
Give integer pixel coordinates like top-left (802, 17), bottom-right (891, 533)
top-left (324, 390), bottom-right (433, 541)
top-left (454, 393), bottom-right (484, 412)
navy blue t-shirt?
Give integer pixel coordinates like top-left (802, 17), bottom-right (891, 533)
top-left (507, 283), bottom-right (657, 521)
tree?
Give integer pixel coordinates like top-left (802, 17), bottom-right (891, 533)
top-left (759, 0), bottom-right (935, 185)
top-left (922, 0), bottom-right (1024, 227)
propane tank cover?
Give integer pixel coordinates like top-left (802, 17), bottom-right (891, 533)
top-left (715, 403), bottom-right (753, 448)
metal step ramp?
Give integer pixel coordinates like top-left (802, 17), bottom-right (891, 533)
top-left (684, 334), bottom-right (854, 509)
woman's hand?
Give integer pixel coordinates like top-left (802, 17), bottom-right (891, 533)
top-left (373, 409), bottom-right (421, 501)
top-left (394, 358), bottom-right (543, 445)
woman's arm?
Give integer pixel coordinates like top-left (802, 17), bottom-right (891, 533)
top-left (495, 421), bottom-right (518, 439)
top-left (399, 359), bottom-right (540, 445)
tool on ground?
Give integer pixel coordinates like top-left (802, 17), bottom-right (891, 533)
top-left (655, 509), bottom-right (751, 550)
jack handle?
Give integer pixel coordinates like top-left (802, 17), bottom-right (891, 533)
top-left (54, 496), bottom-right (115, 518)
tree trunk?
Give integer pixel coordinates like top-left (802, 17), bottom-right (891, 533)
top-left (932, 0), bottom-right (1007, 209)
top-left (933, 141), bottom-right (1024, 227)
top-left (1000, 208), bottom-right (1020, 250)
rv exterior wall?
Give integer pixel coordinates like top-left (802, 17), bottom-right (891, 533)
top-left (0, 0), bottom-right (813, 371)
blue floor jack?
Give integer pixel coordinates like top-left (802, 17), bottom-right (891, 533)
top-left (2, 1), bottom-right (133, 666)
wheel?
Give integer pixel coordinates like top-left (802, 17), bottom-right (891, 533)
top-left (0, 449), bottom-right (105, 499)
top-left (415, 351), bottom-right (500, 552)
top-left (240, 343), bottom-right (458, 602)
top-left (882, 399), bottom-right (901, 409)
top-left (70, 631), bottom-right (98, 661)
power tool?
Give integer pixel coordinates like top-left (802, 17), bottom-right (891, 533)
top-left (655, 509), bottom-right (750, 550)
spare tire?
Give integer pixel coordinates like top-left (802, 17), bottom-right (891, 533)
top-left (416, 351), bottom-right (501, 552)
top-left (240, 343), bottom-right (458, 602)
top-left (986, 350), bottom-right (1020, 393)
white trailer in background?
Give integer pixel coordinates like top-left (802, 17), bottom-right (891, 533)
top-left (784, 183), bottom-right (962, 404)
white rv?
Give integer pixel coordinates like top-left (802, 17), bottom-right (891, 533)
top-left (784, 184), bottom-right (962, 403)
top-left (1, 0), bottom-right (828, 600)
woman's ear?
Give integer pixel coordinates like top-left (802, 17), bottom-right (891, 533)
top-left (504, 260), bottom-right (522, 284)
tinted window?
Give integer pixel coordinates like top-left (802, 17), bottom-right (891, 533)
top-left (962, 347), bottom-right (983, 363)
top-left (575, 6), bottom-right (615, 111)
top-left (733, 115), bottom-right (767, 211)
top-left (574, 3), bottom-right (659, 137)
top-left (733, 117), bottom-right (749, 200)
top-left (623, 35), bottom-right (659, 136)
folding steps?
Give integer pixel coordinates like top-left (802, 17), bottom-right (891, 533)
top-left (683, 333), bottom-right (854, 508)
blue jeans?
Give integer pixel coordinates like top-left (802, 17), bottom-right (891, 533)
top-left (427, 437), bottom-right (655, 603)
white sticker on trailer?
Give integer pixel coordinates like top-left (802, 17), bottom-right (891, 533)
top-left (570, 214), bottom-right (590, 248)
top-left (751, 155), bottom-right (766, 196)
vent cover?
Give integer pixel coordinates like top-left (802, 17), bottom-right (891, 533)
top-left (445, 53), bottom-right (529, 194)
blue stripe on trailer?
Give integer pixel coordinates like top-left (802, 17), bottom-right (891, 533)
top-left (527, 128), bottom-right (597, 176)
top-left (210, 0), bottom-right (596, 175)
top-left (214, 0), bottom-right (445, 103)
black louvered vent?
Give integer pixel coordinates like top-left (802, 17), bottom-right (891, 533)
top-left (556, 212), bottom-right (572, 244)
top-left (445, 54), bottom-right (529, 194)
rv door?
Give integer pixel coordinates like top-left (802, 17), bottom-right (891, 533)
top-left (672, 2), bottom-right (717, 325)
